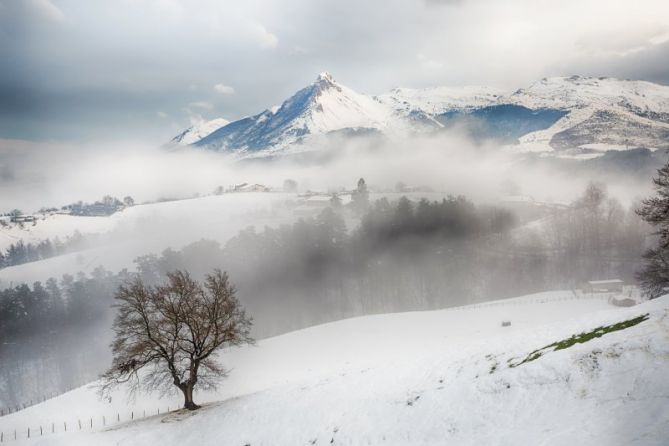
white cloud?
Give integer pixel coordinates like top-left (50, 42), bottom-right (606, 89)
top-left (187, 101), bottom-right (214, 110)
top-left (254, 24), bottom-right (278, 49)
top-left (157, 111), bottom-right (168, 118)
top-left (214, 83), bottom-right (235, 95)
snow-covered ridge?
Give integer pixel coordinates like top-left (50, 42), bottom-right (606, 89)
top-left (173, 73), bottom-right (669, 157)
top-left (376, 85), bottom-right (505, 114)
top-left (1, 292), bottom-right (667, 445)
top-left (171, 118), bottom-right (230, 145)
top-left (190, 71), bottom-right (394, 156)
top-left (506, 75), bottom-right (669, 113)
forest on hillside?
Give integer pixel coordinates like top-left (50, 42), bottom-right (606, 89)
top-left (0, 183), bottom-right (649, 409)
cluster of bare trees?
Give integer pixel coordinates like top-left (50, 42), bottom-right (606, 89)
top-left (539, 182), bottom-right (648, 286)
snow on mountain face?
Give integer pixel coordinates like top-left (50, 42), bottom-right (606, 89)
top-left (171, 118), bottom-right (230, 145)
top-left (193, 72), bottom-right (392, 155)
top-left (507, 76), bottom-right (669, 153)
top-left (506, 76), bottom-right (669, 113)
top-left (376, 85), bottom-right (504, 115)
top-left (173, 73), bottom-right (669, 157)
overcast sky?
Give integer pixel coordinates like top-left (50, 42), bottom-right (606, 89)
top-left (2, 0), bottom-right (669, 143)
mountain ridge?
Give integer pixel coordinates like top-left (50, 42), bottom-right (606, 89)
top-left (172, 74), bottom-right (669, 158)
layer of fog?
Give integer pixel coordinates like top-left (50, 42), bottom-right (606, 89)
top-left (0, 129), bottom-right (661, 289)
top-left (0, 130), bottom-right (657, 214)
top-left (1, 128), bottom-right (662, 407)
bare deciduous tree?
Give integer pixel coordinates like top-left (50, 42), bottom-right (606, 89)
top-left (101, 269), bottom-right (253, 410)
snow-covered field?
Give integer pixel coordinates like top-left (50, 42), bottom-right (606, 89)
top-left (1, 291), bottom-right (666, 445)
top-left (0, 193), bottom-right (297, 287)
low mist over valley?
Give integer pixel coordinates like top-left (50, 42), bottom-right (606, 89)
top-left (1, 1), bottom-right (669, 445)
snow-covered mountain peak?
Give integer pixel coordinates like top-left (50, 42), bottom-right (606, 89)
top-left (317, 71), bottom-right (335, 83)
top-left (191, 73), bottom-right (392, 155)
top-left (171, 117), bottom-right (230, 145)
top-left (174, 73), bottom-right (669, 157)
top-left (506, 76), bottom-right (669, 112)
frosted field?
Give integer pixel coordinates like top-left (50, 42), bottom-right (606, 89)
top-left (1, 291), bottom-right (666, 446)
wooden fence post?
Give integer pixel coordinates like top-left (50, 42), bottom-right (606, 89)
top-left (90, 417), bottom-right (93, 428)
top-left (78, 419), bottom-right (81, 430)
top-left (64, 421), bottom-right (67, 432)
top-left (103, 415), bottom-right (106, 426)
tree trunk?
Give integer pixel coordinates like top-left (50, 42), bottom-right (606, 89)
top-left (181, 383), bottom-right (200, 410)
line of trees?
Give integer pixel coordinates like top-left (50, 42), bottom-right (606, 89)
top-left (62, 195), bottom-right (134, 217)
top-left (0, 232), bottom-right (90, 269)
top-left (0, 267), bottom-right (127, 408)
top-left (0, 183), bottom-right (655, 408)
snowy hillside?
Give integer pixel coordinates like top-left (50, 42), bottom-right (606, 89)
top-left (193, 72), bottom-right (393, 156)
top-left (175, 73), bottom-right (669, 158)
top-left (0, 193), bottom-right (296, 288)
top-left (1, 292), bottom-right (667, 445)
top-left (170, 118), bottom-right (230, 145)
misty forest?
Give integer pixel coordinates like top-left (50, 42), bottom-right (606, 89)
top-left (2, 1), bottom-right (669, 445)
top-left (0, 179), bottom-right (654, 408)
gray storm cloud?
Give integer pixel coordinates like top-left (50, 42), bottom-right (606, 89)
top-left (1, 0), bottom-right (669, 143)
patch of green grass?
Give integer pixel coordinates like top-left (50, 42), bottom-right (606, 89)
top-left (509, 313), bottom-right (649, 368)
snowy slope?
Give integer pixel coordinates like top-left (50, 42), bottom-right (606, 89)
top-left (1, 292), bottom-right (667, 445)
top-left (506, 76), bottom-right (669, 153)
top-left (505, 76), bottom-right (669, 113)
top-left (170, 118), bottom-right (230, 145)
top-left (193, 72), bottom-right (393, 156)
top-left (0, 193), bottom-right (297, 288)
top-left (376, 85), bottom-right (504, 115)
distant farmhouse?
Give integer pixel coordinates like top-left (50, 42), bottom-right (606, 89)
top-left (585, 279), bottom-right (624, 293)
top-left (231, 183), bottom-right (271, 193)
top-left (10, 215), bottom-right (36, 223)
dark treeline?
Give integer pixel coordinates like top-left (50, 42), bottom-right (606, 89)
top-left (0, 186), bottom-right (650, 408)
top-left (0, 268), bottom-right (125, 409)
top-left (0, 232), bottom-right (90, 269)
top-left (60, 195), bottom-right (134, 216)
top-left (131, 185), bottom-right (647, 335)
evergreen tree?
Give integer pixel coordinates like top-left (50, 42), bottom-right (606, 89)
top-left (636, 162), bottom-right (669, 298)
top-left (352, 178), bottom-right (369, 214)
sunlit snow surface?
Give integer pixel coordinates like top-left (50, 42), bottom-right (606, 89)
top-left (1, 292), bottom-right (667, 445)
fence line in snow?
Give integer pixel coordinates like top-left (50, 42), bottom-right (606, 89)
top-left (0, 405), bottom-right (177, 443)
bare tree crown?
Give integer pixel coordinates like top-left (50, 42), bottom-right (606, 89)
top-left (102, 269), bottom-right (253, 409)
